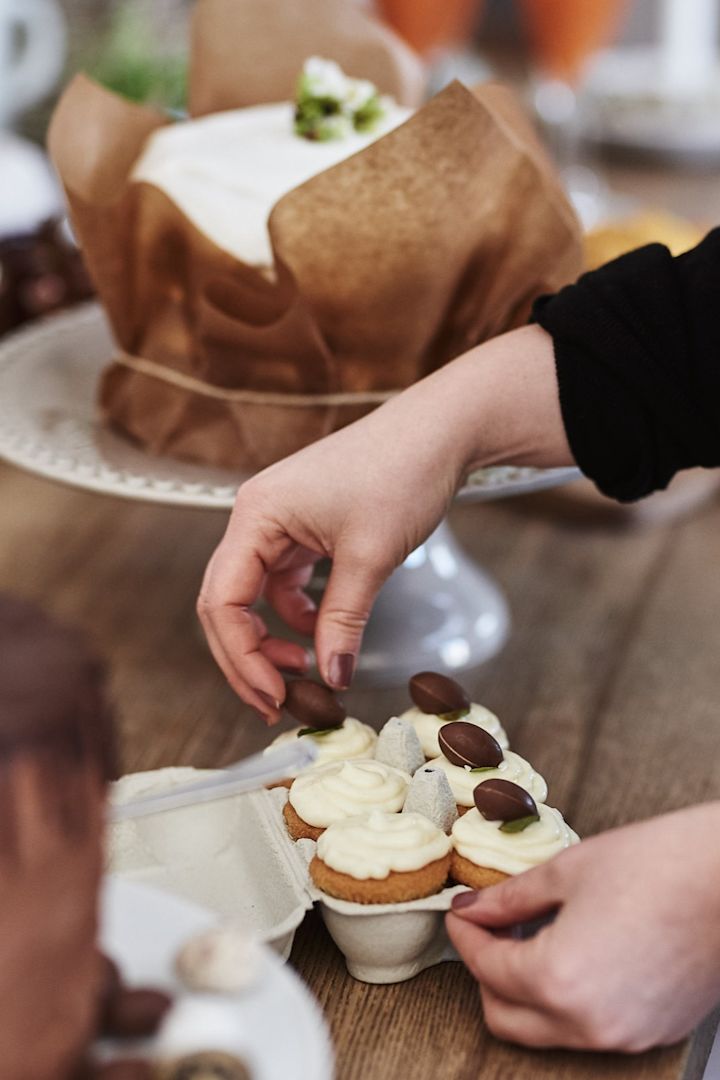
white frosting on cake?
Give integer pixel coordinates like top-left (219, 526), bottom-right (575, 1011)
top-left (316, 809), bottom-right (451, 880)
top-left (132, 100), bottom-right (412, 267)
top-left (289, 759), bottom-right (410, 827)
top-left (175, 924), bottom-right (261, 993)
top-left (452, 804), bottom-right (579, 876)
top-left (427, 750), bottom-right (548, 808)
top-left (264, 717), bottom-right (377, 778)
top-left (400, 703), bottom-right (509, 759)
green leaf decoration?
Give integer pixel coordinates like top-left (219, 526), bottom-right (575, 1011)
top-left (438, 708), bottom-right (470, 722)
top-left (297, 727), bottom-right (335, 739)
top-left (499, 815), bottom-right (540, 834)
top-left (470, 766), bottom-right (497, 774)
top-left (294, 61), bottom-right (387, 141)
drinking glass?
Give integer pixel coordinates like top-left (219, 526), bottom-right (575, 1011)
top-left (519, 0), bottom-right (627, 225)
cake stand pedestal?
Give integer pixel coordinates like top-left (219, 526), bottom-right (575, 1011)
top-left (0, 304), bottom-right (579, 687)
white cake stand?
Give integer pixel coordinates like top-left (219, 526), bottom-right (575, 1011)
top-left (0, 304), bottom-right (579, 686)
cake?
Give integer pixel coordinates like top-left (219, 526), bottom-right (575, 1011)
top-left (426, 720), bottom-right (547, 814)
top-left (310, 810), bottom-right (451, 903)
top-left (284, 759), bottom-right (411, 840)
top-left (132, 58), bottom-right (411, 273)
top-left (400, 671), bottom-right (509, 759)
top-left (264, 678), bottom-right (377, 785)
top-left (450, 779), bottom-right (579, 889)
top-left (0, 594), bottom-right (114, 1079)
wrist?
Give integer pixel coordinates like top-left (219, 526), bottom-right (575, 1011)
top-left (440, 324), bottom-right (576, 479)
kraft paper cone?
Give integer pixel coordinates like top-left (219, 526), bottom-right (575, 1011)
top-left (49, 0), bottom-right (582, 472)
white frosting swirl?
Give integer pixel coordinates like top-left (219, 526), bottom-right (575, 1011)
top-left (317, 810), bottom-right (451, 880)
top-left (452, 804), bottom-right (579, 876)
top-left (289, 759), bottom-right (410, 827)
top-left (400, 703), bottom-right (509, 759)
top-left (132, 100), bottom-right (412, 268)
top-left (265, 717), bottom-right (377, 777)
top-left (427, 750), bottom-right (548, 807)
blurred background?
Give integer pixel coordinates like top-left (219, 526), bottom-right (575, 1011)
top-left (2, 0), bottom-right (719, 348)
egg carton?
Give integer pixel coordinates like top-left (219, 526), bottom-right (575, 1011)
top-left (110, 768), bottom-right (466, 984)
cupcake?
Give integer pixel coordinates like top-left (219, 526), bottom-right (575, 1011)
top-left (451, 779), bottom-right (579, 889)
top-left (310, 810), bottom-right (451, 904)
top-left (399, 671), bottom-right (508, 759)
top-left (264, 679), bottom-right (377, 786)
top-left (284, 759), bottom-right (411, 841)
top-left (428, 721), bottom-right (547, 814)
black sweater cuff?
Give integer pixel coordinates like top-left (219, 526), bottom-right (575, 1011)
top-left (532, 228), bottom-right (720, 502)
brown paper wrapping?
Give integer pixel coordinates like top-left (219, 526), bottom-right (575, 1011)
top-left (49, 0), bottom-right (582, 472)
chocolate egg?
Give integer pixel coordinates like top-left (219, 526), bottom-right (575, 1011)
top-left (101, 988), bottom-right (173, 1038)
top-left (92, 1062), bottom-right (154, 1080)
top-left (408, 672), bottom-right (469, 715)
top-left (284, 679), bottom-right (346, 729)
top-left (438, 722), bottom-right (503, 769)
top-left (473, 778), bottom-right (538, 822)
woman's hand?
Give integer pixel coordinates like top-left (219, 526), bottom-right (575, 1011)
top-left (447, 803), bottom-right (720, 1052)
top-left (197, 324), bottom-right (571, 720)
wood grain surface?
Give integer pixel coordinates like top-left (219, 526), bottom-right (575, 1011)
top-left (1, 458), bottom-right (719, 1080)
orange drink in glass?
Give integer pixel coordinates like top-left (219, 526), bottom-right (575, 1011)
top-left (377, 0), bottom-right (482, 57)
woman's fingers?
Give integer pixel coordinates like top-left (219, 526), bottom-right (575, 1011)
top-left (198, 527), bottom-right (292, 715)
top-left (446, 915), bottom-right (542, 1006)
top-left (450, 860), bottom-right (564, 929)
top-left (314, 543), bottom-right (394, 689)
top-left (480, 987), bottom-right (562, 1049)
top-left (264, 557), bottom-right (319, 636)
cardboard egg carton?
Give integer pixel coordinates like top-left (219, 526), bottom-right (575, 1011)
top-left (110, 768), bottom-right (465, 984)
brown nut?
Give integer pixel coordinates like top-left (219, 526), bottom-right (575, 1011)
top-left (473, 778), bottom-right (538, 822)
top-left (408, 672), bottom-right (469, 715)
top-left (284, 679), bottom-right (346, 729)
top-left (438, 722), bottom-right (503, 769)
top-left (101, 988), bottom-right (173, 1038)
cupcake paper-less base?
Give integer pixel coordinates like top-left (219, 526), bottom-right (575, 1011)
top-left (48, 0), bottom-right (581, 472)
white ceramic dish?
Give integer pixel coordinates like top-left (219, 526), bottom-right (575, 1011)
top-left (110, 768), bottom-right (466, 984)
top-left (584, 47), bottom-right (720, 160)
top-left (99, 876), bottom-right (334, 1079)
top-left (0, 303), bottom-right (579, 509)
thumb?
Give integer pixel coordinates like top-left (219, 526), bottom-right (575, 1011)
top-left (315, 543), bottom-right (392, 690)
top-left (451, 861), bottom-right (564, 929)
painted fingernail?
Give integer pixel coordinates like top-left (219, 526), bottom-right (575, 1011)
top-left (328, 652), bottom-right (355, 690)
top-left (451, 891), bottom-right (479, 910)
top-left (254, 689), bottom-right (280, 711)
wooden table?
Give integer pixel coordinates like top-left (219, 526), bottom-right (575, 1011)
top-left (2, 160), bottom-right (720, 1080)
top-left (1, 455), bottom-right (720, 1080)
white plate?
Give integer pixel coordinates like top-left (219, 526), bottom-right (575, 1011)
top-left (584, 47), bottom-right (720, 160)
top-left (100, 876), bottom-right (334, 1080)
top-left (0, 304), bottom-right (579, 509)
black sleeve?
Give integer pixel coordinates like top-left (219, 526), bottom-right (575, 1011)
top-left (532, 227), bottom-right (720, 502)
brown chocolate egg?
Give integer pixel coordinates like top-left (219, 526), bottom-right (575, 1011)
top-left (408, 672), bottom-right (469, 715)
top-left (284, 679), bottom-right (346, 729)
top-left (438, 722), bottom-right (503, 769)
top-left (92, 1062), bottom-right (154, 1080)
top-left (101, 989), bottom-right (173, 1039)
top-left (473, 779), bottom-right (538, 823)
